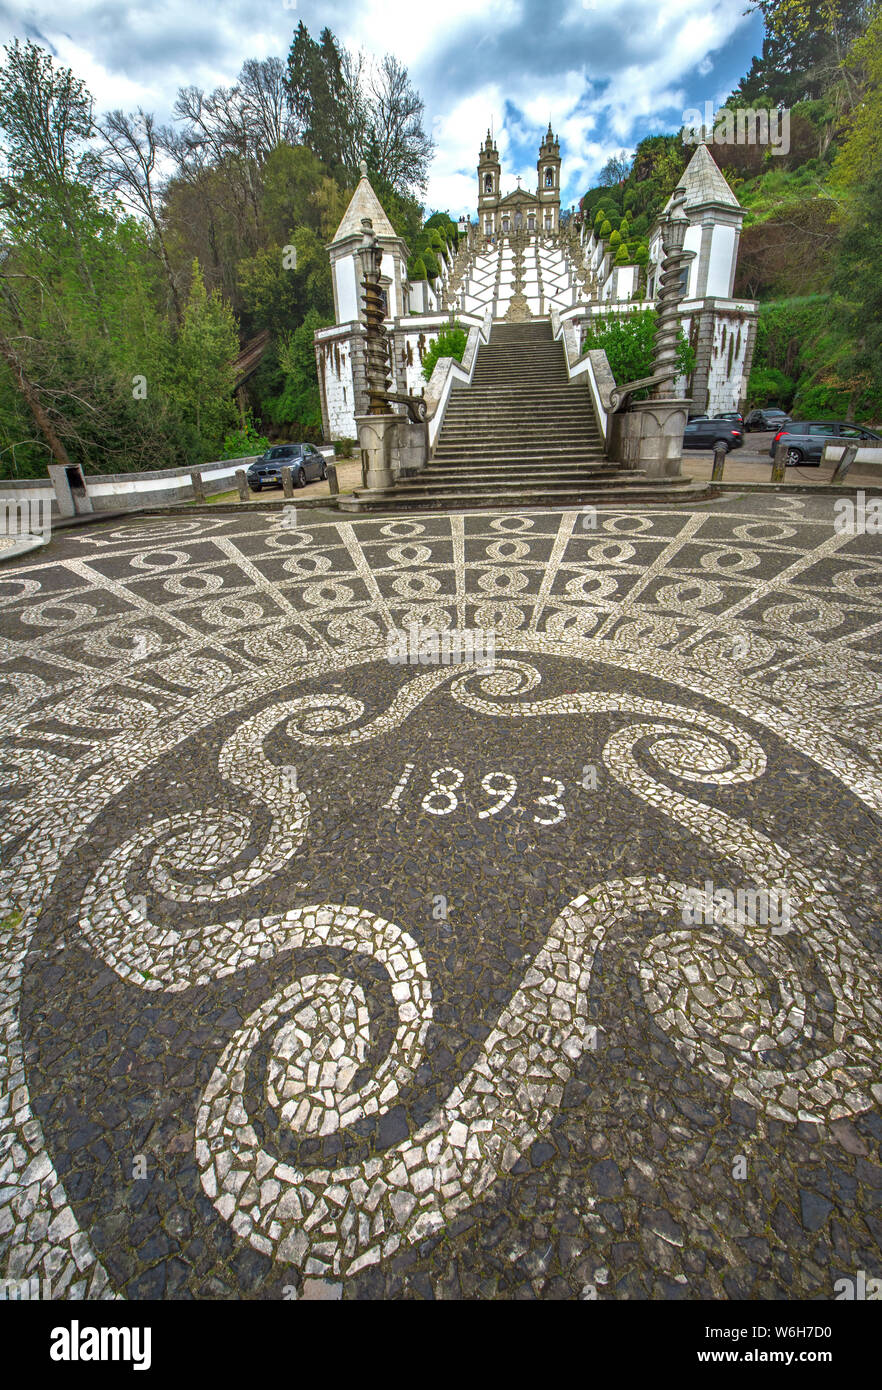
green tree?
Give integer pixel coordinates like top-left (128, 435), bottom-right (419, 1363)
top-left (238, 227), bottom-right (332, 335)
top-left (171, 261), bottom-right (239, 457)
top-left (261, 143), bottom-right (347, 242)
top-left (833, 8), bottom-right (882, 185)
top-left (268, 308), bottom-right (332, 435)
top-left (0, 39), bottom-right (107, 332)
top-left (829, 163), bottom-right (882, 413)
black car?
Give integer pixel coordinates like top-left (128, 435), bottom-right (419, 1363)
top-left (246, 443), bottom-right (328, 491)
top-left (768, 420), bottom-right (882, 466)
top-left (682, 418), bottom-right (745, 452)
top-left (744, 407), bottom-right (791, 431)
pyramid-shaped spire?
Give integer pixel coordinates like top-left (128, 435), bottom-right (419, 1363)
top-left (331, 169), bottom-right (397, 243)
top-left (665, 143), bottom-right (741, 212)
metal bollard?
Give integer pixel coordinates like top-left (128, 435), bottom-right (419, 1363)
top-left (711, 442), bottom-right (727, 482)
top-left (190, 469), bottom-right (205, 503)
top-left (235, 469), bottom-right (248, 502)
top-left (771, 441), bottom-right (788, 483)
top-left (326, 462), bottom-right (339, 496)
top-left (281, 466), bottom-right (294, 498)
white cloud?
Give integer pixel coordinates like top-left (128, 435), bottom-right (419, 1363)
top-left (0, 0), bottom-right (757, 216)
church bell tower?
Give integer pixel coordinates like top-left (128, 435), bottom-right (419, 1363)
top-left (478, 131), bottom-right (501, 236)
top-left (537, 124), bottom-right (561, 233)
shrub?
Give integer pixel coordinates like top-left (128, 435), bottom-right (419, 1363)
top-left (222, 416), bottom-right (270, 459)
top-left (422, 249), bottom-right (441, 279)
top-left (421, 322), bottom-right (467, 382)
top-left (333, 436), bottom-right (357, 458)
top-left (408, 256), bottom-right (428, 280)
top-left (746, 365), bottom-right (796, 409)
top-left (581, 309), bottom-right (695, 391)
top-left (609, 229), bottom-right (622, 248)
top-left (792, 381), bottom-right (854, 416)
top-left (599, 219), bottom-right (613, 240)
top-left (615, 244), bottom-right (631, 265)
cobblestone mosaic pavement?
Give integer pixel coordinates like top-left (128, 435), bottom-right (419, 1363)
top-left (1, 495), bottom-right (882, 1301)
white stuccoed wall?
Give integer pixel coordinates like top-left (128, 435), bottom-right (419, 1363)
top-left (323, 349), bottom-right (357, 439)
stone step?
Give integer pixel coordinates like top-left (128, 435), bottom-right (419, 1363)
top-left (474, 352), bottom-right (564, 363)
top-left (339, 480), bottom-right (710, 514)
top-left (419, 469), bottom-right (622, 484)
top-left (448, 384), bottom-right (590, 394)
top-left (434, 446), bottom-right (604, 457)
top-left (438, 425), bottom-right (601, 438)
top-left (436, 424), bottom-right (601, 437)
top-left (433, 444), bottom-right (605, 459)
top-left (471, 370), bottom-right (566, 377)
top-left (442, 410), bottom-right (596, 421)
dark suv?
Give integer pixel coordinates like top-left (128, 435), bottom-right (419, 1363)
top-left (745, 408), bottom-right (791, 431)
top-left (768, 421), bottom-right (882, 466)
top-left (682, 418), bottom-right (745, 452)
top-left (246, 444), bottom-right (328, 491)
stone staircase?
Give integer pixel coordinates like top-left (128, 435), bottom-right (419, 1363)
top-left (339, 320), bottom-right (709, 514)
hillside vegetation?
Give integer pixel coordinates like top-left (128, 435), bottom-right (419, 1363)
top-left (579, 1), bottom-right (882, 421)
top-left (0, 24), bottom-right (448, 478)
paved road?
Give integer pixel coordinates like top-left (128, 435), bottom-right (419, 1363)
top-left (1, 494), bottom-right (881, 1300)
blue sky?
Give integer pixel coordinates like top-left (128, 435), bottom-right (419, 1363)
top-left (0, 0), bottom-right (765, 214)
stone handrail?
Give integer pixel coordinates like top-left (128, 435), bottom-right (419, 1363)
top-left (424, 311), bottom-right (492, 452)
top-left (550, 308), bottom-right (615, 446)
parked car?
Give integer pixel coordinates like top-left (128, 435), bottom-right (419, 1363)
top-left (744, 407), bottom-right (791, 431)
top-left (246, 443), bottom-right (328, 491)
top-left (682, 418), bottom-right (745, 452)
top-left (689, 411), bottom-right (743, 423)
top-left (768, 420), bottom-right (882, 467)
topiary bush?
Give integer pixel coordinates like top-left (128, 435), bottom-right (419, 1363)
top-left (599, 219), bottom-right (613, 240)
top-left (615, 244), bottom-right (631, 265)
top-left (422, 249), bottom-right (441, 280)
top-left (408, 256), bottom-right (428, 280)
top-left (609, 230), bottom-right (622, 248)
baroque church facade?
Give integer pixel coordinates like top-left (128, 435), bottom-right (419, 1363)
top-left (477, 125), bottom-right (562, 238)
top-left (313, 126), bottom-right (758, 440)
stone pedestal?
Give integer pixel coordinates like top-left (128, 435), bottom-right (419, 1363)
top-left (356, 414), bottom-right (395, 490)
top-left (356, 413), bottom-right (428, 490)
top-left (610, 399), bottom-right (690, 476)
top-left (390, 418), bottom-right (429, 477)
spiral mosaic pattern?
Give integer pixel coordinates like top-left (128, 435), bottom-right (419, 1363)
top-left (1, 496), bottom-right (882, 1300)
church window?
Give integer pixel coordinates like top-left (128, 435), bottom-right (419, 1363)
top-left (484, 174), bottom-right (493, 194)
top-left (528, 214), bottom-right (535, 231)
top-left (545, 167), bottom-right (554, 188)
top-left (502, 216), bottom-right (510, 232)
